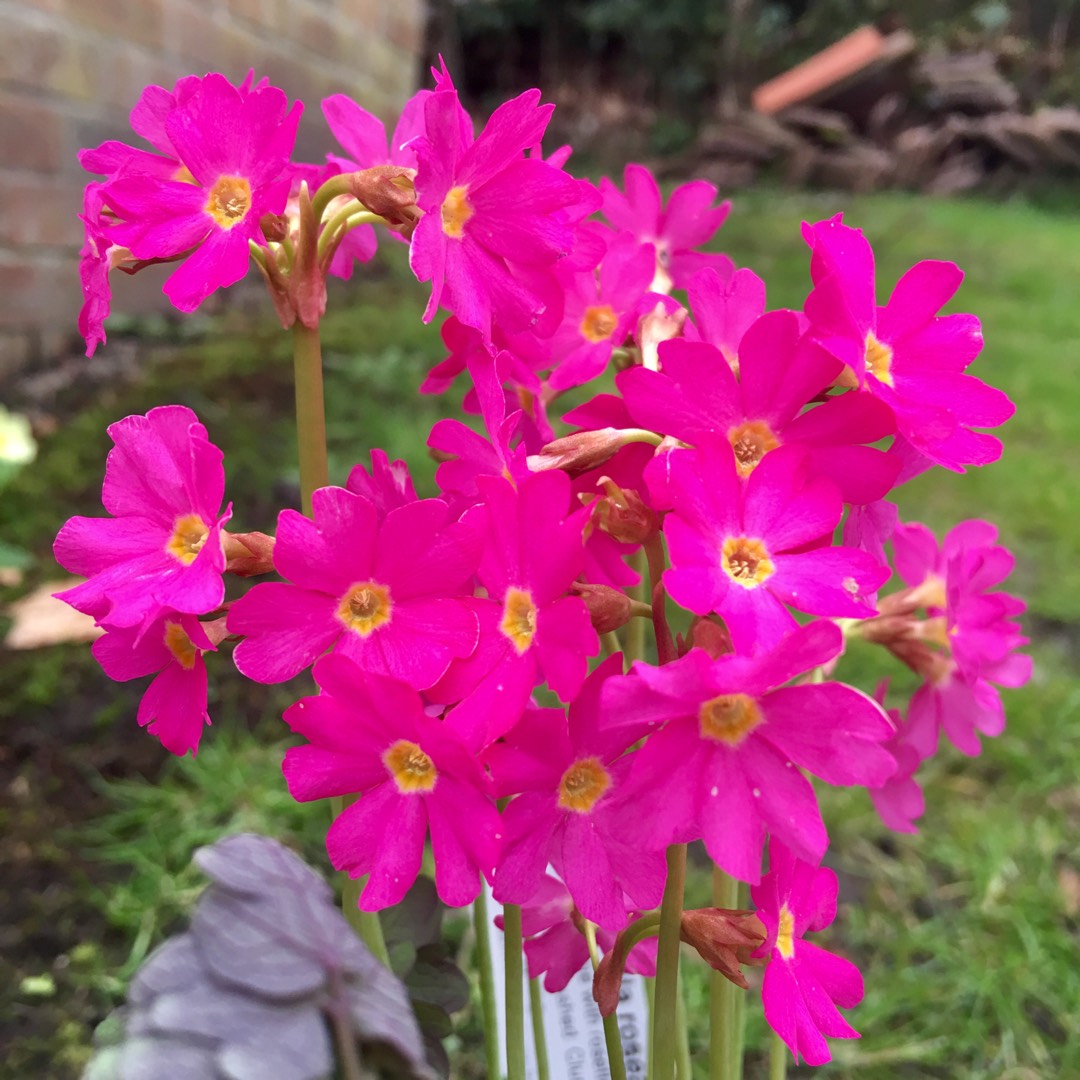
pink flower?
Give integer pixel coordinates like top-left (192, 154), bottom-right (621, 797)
top-left (488, 655), bottom-right (667, 931)
top-left (656, 442), bottom-right (888, 653)
top-left (505, 876), bottom-right (659, 993)
top-left (620, 310), bottom-right (900, 504)
top-left (54, 406), bottom-right (230, 629)
top-left (409, 79), bottom-right (592, 340)
top-left (229, 487), bottom-right (482, 689)
top-left (684, 267), bottom-right (766, 370)
top-left (604, 621), bottom-right (895, 883)
top-left (430, 471), bottom-right (598, 749)
top-left (599, 164), bottom-right (732, 290)
top-left (91, 612), bottom-right (217, 755)
top-left (99, 73), bottom-right (302, 312)
top-left (283, 655), bottom-right (500, 908)
top-left (752, 839), bottom-right (864, 1066)
top-left (802, 215), bottom-right (1014, 471)
top-left (892, 520), bottom-right (1031, 756)
top-left (345, 448), bottom-right (418, 520)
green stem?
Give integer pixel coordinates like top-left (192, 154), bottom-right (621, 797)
top-left (627, 548), bottom-right (646, 663)
top-left (291, 321), bottom-right (329, 514)
top-left (504, 903), bottom-right (526, 1080)
top-left (585, 922), bottom-right (628, 1080)
top-left (769, 1030), bottom-right (788, 1080)
top-left (316, 204), bottom-right (386, 263)
top-left (529, 977), bottom-right (550, 1080)
top-left (651, 844), bottom-right (687, 1080)
top-left (710, 866), bottom-right (744, 1080)
top-left (675, 981), bottom-right (692, 1080)
top-left (310, 172), bottom-right (355, 222)
top-left (473, 890), bottom-right (502, 1080)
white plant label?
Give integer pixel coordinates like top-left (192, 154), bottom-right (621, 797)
top-left (486, 888), bottom-right (650, 1079)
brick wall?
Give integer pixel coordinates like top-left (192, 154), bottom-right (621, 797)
top-left (0, 0), bottom-right (425, 378)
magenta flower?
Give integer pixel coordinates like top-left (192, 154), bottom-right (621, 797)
top-left (802, 215), bottom-right (1014, 471)
top-left (229, 487), bottom-right (482, 690)
top-left (344, 448), bottom-right (419, 521)
top-left (99, 73), bottom-right (302, 312)
top-left (488, 655), bottom-right (667, 931)
top-left (91, 612), bottom-right (216, 755)
top-left (657, 442), bottom-right (888, 653)
top-left (431, 471), bottom-right (598, 748)
top-left (604, 621), bottom-right (895, 882)
top-left (893, 519), bottom-right (1031, 756)
top-left (599, 164), bottom-right (732, 290)
top-left (751, 839), bottom-right (864, 1066)
top-left (283, 655), bottom-right (500, 909)
top-left (54, 405), bottom-right (230, 629)
top-left (620, 310), bottom-right (900, 504)
top-left (507, 875), bottom-right (659, 992)
top-left (684, 266), bottom-right (766, 370)
top-left (409, 80), bottom-right (592, 340)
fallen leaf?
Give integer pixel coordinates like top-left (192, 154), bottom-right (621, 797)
top-left (4, 580), bottom-right (103, 649)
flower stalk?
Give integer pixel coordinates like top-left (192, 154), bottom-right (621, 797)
top-left (651, 843), bottom-right (688, 1080)
top-left (504, 902), bottom-right (527, 1080)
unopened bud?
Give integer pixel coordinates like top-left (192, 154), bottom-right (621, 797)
top-left (679, 908), bottom-right (766, 988)
top-left (593, 477), bottom-right (658, 545)
top-left (347, 166), bottom-right (421, 236)
top-left (571, 582), bottom-right (634, 634)
top-left (259, 213), bottom-right (289, 243)
top-left (224, 531), bottom-right (276, 577)
top-left (529, 428), bottom-right (661, 475)
top-left (684, 617), bottom-right (734, 659)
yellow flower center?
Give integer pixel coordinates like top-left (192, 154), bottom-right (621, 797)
top-left (383, 739), bottom-right (438, 794)
top-left (864, 331), bottom-right (894, 387)
top-left (441, 184), bottom-right (473, 239)
top-left (500, 587), bottom-right (538, 654)
top-left (163, 621), bottom-right (199, 670)
top-left (698, 692), bottom-right (763, 746)
top-left (721, 536), bottom-right (775, 588)
top-left (557, 757), bottom-right (612, 813)
top-left (205, 175), bottom-right (252, 229)
top-left (173, 165), bottom-right (197, 185)
top-left (580, 304), bottom-right (618, 344)
top-left (728, 420), bottom-right (781, 477)
top-left (166, 514), bottom-right (210, 565)
top-left (776, 903), bottom-right (796, 959)
top-left (336, 581), bottom-right (393, 637)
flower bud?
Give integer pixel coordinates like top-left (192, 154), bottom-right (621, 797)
top-left (347, 166), bottom-right (422, 237)
top-left (679, 908), bottom-right (766, 988)
top-left (224, 531), bottom-right (276, 577)
top-left (683, 617), bottom-right (734, 659)
top-left (570, 582), bottom-right (634, 634)
top-left (259, 213), bottom-right (289, 243)
top-left (593, 477), bottom-right (659, 545)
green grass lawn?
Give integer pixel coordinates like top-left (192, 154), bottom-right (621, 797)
top-left (2, 189), bottom-right (1077, 1079)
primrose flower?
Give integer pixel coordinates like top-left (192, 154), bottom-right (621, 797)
top-left (91, 612), bottom-right (217, 756)
top-left (430, 471), bottom-right (598, 749)
top-left (599, 164), bottom-right (732, 291)
top-left (97, 73), bottom-right (302, 312)
top-left (657, 442), bottom-right (888, 653)
top-left (488, 655), bottom-right (667, 931)
top-left (802, 215), bottom-right (1014, 471)
top-left (620, 310), bottom-right (900, 504)
top-left (684, 266), bottom-right (766, 371)
top-left (283, 655), bottom-right (500, 909)
top-left (54, 406), bottom-right (230, 629)
top-left (604, 620), bottom-right (896, 883)
top-left (409, 77), bottom-right (594, 340)
top-left (752, 839), bottom-right (864, 1066)
top-left (229, 486), bottom-right (482, 690)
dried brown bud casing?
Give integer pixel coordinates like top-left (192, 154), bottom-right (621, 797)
top-left (570, 582), bottom-right (634, 634)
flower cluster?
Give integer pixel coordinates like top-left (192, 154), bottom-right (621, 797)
top-left (65, 66), bottom-right (1031, 1069)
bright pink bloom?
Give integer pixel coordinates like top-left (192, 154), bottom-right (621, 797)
top-left (78, 183), bottom-right (115, 358)
top-left (599, 164), bottom-right (732, 290)
top-left (604, 621), bottom-right (895, 882)
top-left (620, 310), bottom-right (899, 504)
top-left (54, 406), bottom-right (230, 629)
top-left (657, 442), bottom-right (888, 653)
top-left (91, 612), bottom-right (216, 755)
top-left (283, 655), bottom-right (499, 908)
top-left (752, 839), bottom-right (864, 1066)
top-left (100, 73), bottom-right (302, 312)
top-left (489, 655), bottom-right (667, 931)
top-left (544, 231), bottom-right (658, 392)
top-left (802, 215), bottom-right (1014, 471)
top-left (893, 520), bottom-right (1031, 756)
top-left (409, 80), bottom-right (593, 340)
top-left (507, 876), bottom-right (659, 992)
top-left (345, 448), bottom-right (418, 520)
top-left (430, 471), bottom-right (598, 748)
top-left (684, 267), bottom-right (766, 368)
top-left (229, 487), bottom-right (481, 689)
top-left (869, 733), bottom-right (925, 834)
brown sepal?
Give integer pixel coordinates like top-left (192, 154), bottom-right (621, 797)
top-left (679, 908), bottom-right (767, 989)
top-left (570, 582), bottom-right (634, 634)
top-left (593, 477), bottom-right (659, 545)
top-left (224, 531), bottom-right (276, 577)
top-left (347, 166), bottom-right (422, 237)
